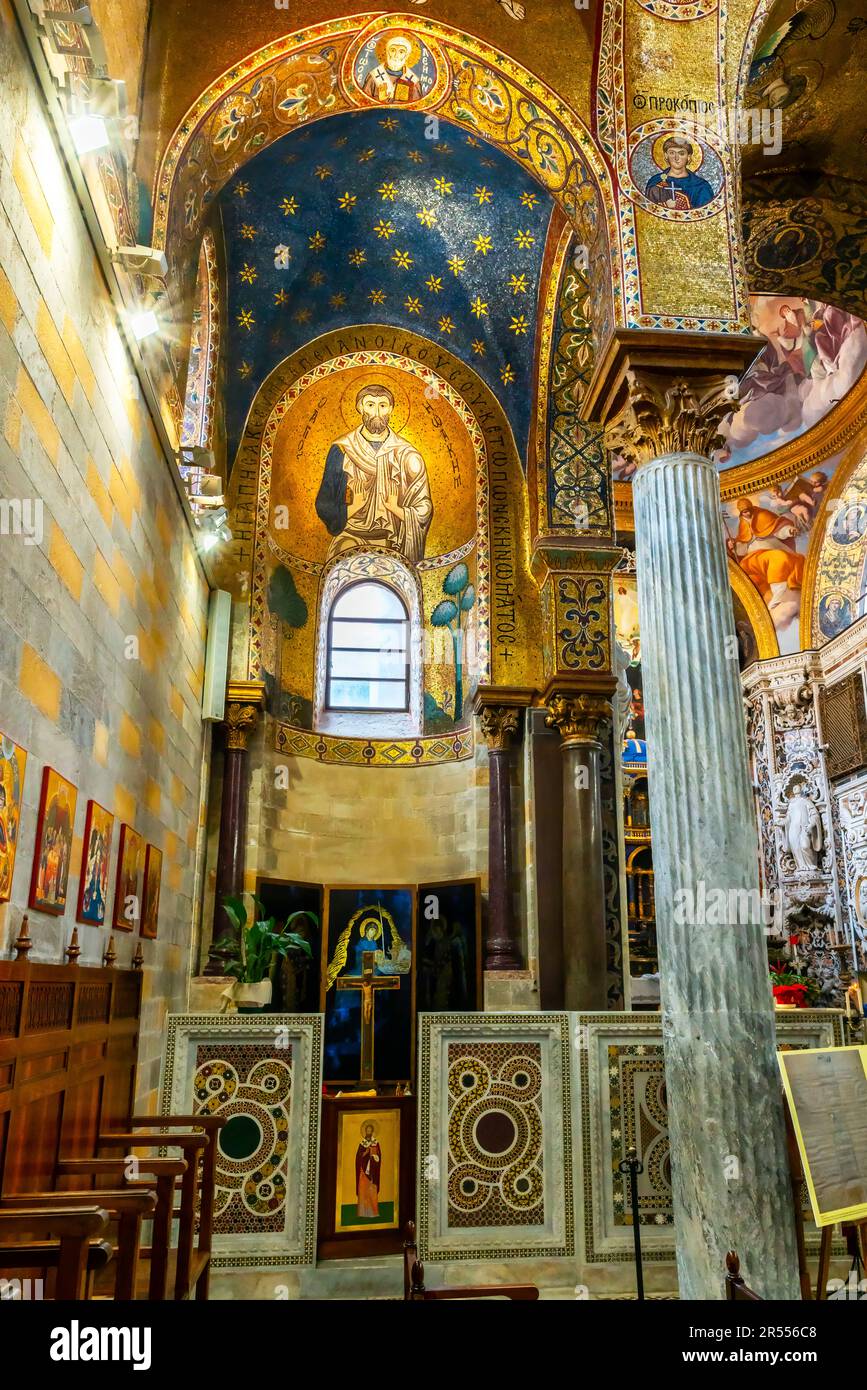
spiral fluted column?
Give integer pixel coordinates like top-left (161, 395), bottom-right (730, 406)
top-left (610, 371), bottom-right (799, 1301)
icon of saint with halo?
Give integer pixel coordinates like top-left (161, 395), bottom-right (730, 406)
top-left (315, 382), bottom-right (433, 565)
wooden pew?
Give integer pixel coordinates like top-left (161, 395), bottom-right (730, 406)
top-left (96, 1128), bottom-right (214, 1299)
top-left (725, 1250), bottom-right (763, 1301)
top-left (0, 1205), bottom-right (111, 1299)
top-left (403, 1222), bottom-right (539, 1301)
top-left (1, 1188), bottom-right (154, 1300)
top-left (123, 1112), bottom-right (226, 1299)
top-left (0, 960), bottom-right (223, 1300)
top-left (57, 1156), bottom-right (187, 1300)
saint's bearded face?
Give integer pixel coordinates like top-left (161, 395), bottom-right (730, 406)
top-left (360, 394), bottom-right (392, 436)
top-left (386, 39), bottom-right (411, 71)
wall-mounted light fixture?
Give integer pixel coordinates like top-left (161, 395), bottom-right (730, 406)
top-left (68, 111), bottom-right (109, 155)
top-left (130, 308), bottom-right (159, 341)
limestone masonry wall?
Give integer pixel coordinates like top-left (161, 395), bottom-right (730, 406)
top-left (0, 5), bottom-right (210, 1109)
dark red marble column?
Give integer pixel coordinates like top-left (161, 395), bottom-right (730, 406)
top-left (479, 705), bottom-right (522, 971)
top-left (205, 687), bottom-right (264, 975)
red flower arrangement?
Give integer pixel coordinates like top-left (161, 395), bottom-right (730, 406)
top-left (769, 961), bottom-right (817, 1008)
top-left (772, 982), bottom-right (808, 1007)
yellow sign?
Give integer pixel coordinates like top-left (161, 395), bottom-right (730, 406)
top-left (778, 1045), bottom-right (867, 1227)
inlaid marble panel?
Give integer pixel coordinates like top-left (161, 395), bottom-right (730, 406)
top-left (161, 1013), bottom-right (323, 1268)
top-left (576, 1011), bottom-right (845, 1264)
top-left (418, 1013), bottom-right (574, 1260)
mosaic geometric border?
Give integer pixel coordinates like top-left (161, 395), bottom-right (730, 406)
top-left (417, 1013), bottom-right (575, 1261)
top-left (275, 721), bottom-right (474, 767)
top-left (576, 1010), bottom-right (845, 1265)
top-left (160, 1013), bottom-right (323, 1269)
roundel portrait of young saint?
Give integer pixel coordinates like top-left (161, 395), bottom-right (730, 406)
top-left (628, 130), bottom-right (724, 218)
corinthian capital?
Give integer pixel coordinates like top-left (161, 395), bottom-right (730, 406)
top-left (479, 706), bottom-right (520, 751)
top-left (223, 679), bottom-right (267, 750)
top-left (605, 368), bottom-right (740, 469)
top-left (545, 692), bottom-right (611, 745)
top-left (225, 702), bottom-right (260, 750)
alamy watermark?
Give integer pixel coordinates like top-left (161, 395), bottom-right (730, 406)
top-left (673, 882), bottom-right (784, 929)
top-left (0, 497), bottom-right (43, 546)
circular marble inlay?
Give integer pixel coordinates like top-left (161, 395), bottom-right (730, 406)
top-left (474, 1108), bottom-right (517, 1156)
top-left (219, 1113), bottom-right (263, 1161)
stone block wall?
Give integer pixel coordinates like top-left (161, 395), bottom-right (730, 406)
top-left (0, 3), bottom-right (210, 1109)
top-left (198, 722), bottom-right (540, 982)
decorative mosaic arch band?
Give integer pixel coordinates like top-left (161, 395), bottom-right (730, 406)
top-left (151, 12), bottom-right (619, 323)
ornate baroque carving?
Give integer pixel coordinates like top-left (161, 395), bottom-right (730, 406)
top-left (605, 369), bottom-right (740, 467)
top-left (770, 677), bottom-right (814, 730)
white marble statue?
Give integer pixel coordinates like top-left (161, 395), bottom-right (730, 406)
top-left (785, 785), bottom-right (823, 872)
top-left (613, 639), bottom-right (633, 743)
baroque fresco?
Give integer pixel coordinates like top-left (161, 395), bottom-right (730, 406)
top-left (716, 296), bottom-right (867, 469)
top-left (612, 295), bottom-right (867, 481)
top-left (722, 450), bottom-right (843, 654)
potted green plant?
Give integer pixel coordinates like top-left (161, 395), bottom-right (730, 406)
top-left (221, 895), bottom-right (314, 1012)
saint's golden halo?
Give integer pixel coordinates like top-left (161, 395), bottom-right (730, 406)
top-left (650, 132), bottom-right (703, 173)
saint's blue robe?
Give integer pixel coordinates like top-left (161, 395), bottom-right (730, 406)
top-left (645, 170), bottom-right (714, 208)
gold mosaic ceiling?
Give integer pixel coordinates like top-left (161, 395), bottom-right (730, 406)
top-left (138, 0), bottom-right (597, 194)
top-left (741, 0), bottom-right (867, 317)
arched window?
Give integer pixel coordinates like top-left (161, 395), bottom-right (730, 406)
top-left (326, 581), bottom-right (409, 713)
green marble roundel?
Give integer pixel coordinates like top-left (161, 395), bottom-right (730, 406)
top-left (219, 1113), bottom-right (263, 1161)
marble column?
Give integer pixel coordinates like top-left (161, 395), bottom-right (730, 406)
top-left (205, 683), bottom-right (265, 975)
top-left (546, 694), bottom-right (610, 1009)
top-left (478, 705), bottom-right (522, 971)
top-left (608, 370), bottom-right (799, 1300)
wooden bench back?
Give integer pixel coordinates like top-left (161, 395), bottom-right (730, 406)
top-left (0, 960), bottom-right (141, 1198)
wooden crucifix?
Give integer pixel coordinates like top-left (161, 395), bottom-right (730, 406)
top-left (336, 950), bottom-right (400, 1085)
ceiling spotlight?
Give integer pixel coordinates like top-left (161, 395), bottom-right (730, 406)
top-left (199, 531), bottom-right (220, 553)
top-left (69, 112), bottom-right (109, 155)
top-left (130, 308), bottom-right (159, 341)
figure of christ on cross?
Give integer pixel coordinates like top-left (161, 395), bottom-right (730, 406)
top-left (336, 950), bottom-right (401, 1086)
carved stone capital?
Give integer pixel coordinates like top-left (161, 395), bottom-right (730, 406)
top-left (604, 368), bottom-right (741, 468)
top-left (545, 692), bottom-right (611, 746)
top-left (223, 678), bottom-right (266, 751)
top-left (225, 701), bottom-right (260, 751)
top-left (479, 706), bottom-right (520, 751)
